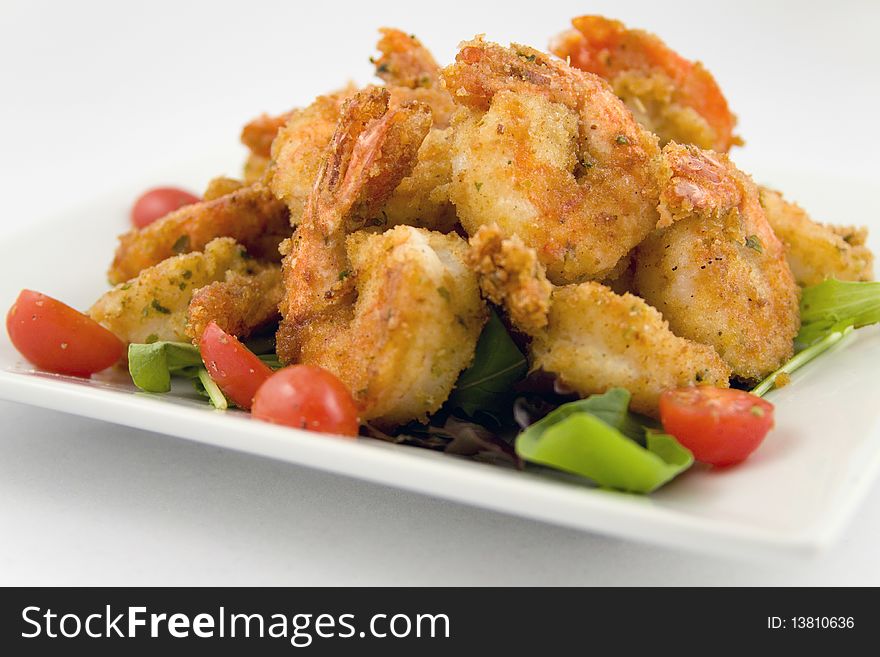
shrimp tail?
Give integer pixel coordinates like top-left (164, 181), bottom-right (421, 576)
top-left (277, 88), bottom-right (432, 364)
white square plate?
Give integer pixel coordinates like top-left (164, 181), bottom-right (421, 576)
top-left (2, 150), bottom-right (879, 561)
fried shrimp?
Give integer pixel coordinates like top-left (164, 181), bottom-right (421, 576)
top-left (442, 37), bottom-right (663, 283)
top-left (634, 144), bottom-right (800, 380)
top-left (551, 15), bottom-right (740, 153)
top-left (759, 187), bottom-right (874, 287)
top-left (267, 86), bottom-right (357, 226)
top-left (91, 238), bottom-right (261, 345)
top-left (276, 88), bottom-right (486, 426)
top-left (109, 184), bottom-right (290, 285)
top-left (468, 224), bottom-right (729, 416)
top-left (185, 263), bottom-right (282, 343)
top-left (373, 28), bottom-right (456, 129)
top-left (266, 31), bottom-right (458, 232)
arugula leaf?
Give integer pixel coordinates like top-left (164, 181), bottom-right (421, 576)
top-left (195, 369), bottom-right (228, 410)
top-left (515, 389), bottom-right (693, 493)
top-left (753, 280), bottom-right (880, 396)
top-left (447, 311), bottom-right (527, 420)
top-left (128, 341), bottom-right (203, 393)
top-left (797, 279), bottom-right (880, 347)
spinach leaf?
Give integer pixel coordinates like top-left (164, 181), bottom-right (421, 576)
top-left (447, 311), bottom-right (527, 420)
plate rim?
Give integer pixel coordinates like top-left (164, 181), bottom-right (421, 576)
top-left (1, 367), bottom-right (870, 562)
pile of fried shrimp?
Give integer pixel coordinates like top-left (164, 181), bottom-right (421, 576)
top-left (89, 16), bottom-right (874, 429)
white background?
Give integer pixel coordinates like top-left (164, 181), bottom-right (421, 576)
top-left (1, 0), bottom-right (879, 584)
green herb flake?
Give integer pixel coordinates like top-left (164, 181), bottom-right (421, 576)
top-left (338, 270), bottom-right (351, 281)
top-left (151, 299), bottom-right (171, 314)
top-left (120, 283), bottom-right (133, 291)
top-left (615, 135), bottom-right (629, 145)
top-left (474, 181), bottom-right (483, 191)
top-left (182, 270), bottom-right (193, 280)
top-left (171, 235), bottom-right (190, 254)
top-left (745, 235), bottom-right (763, 253)
top-left (437, 286), bottom-right (451, 301)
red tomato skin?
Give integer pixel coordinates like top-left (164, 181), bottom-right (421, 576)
top-left (659, 387), bottom-right (775, 466)
top-left (6, 290), bottom-right (124, 377)
top-left (252, 365), bottom-right (359, 437)
top-left (131, 187), bottom-right (200, 228)
top-left (199, 322), bottom-right (272, 410)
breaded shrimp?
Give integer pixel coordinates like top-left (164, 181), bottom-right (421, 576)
top-left (91, 238), bottom-right (261, 345)
top-left (468, 225), bottom-right (729, 416)
top-left (276, 89), bottom-right (486, 426)
top-left (267, 31), bottom-right (458, 232)
top-left (442, 37), bottom-right (663, 283)
top-left (267, 85), bottom-right (358, 227)
top-left (633, 144), bottom-right (800, 380)
top-left (109, 184), bottom-right (290, 285)
top-left (185, 263), bottom-right (282, 343)
top-left (268, 89), bottom-right (457, 233)
top-left (759, 187), bottom-right (873, 287)
top-left (203, 176), bottom-right (245, 201)
top-left (241, 111), bottom-right (294, 160)
top-left (551, 15), bottom-right (741, 152)
top-left (373, 28), bottom-right (456, 129)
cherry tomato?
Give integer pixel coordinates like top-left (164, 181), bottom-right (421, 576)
top-left (252, 365), bottom-right (359, 437)
top-left (659, 387), bottom-right (775, 466)
top-left (131, 187), bottom-right (200, 228)
top-left (199, 322), bottom-right (272, 410)
top-left (6, 289), bottom-right (124, 377)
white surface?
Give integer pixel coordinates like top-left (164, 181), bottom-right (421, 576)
top-left (2, 0), bottom-right (880, 584)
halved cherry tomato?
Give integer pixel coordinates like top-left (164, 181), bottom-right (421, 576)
top-left (199, 321), bottom-right (272, 410)
top-left (131, 187), bottom-right (200, 228)
top-left (252, 365), bottom-right (359, 437)
top-left (6, 289), bottom-right (124, 377)
top-left (659, 387), bottom-right (774, 466)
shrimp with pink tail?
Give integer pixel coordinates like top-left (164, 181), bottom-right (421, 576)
top-left (551, 15), bottom-right (741, 153)
top-left (442, 36), bottom-right (664, 284)
top-left (276, 88), bottom-right (486, 427)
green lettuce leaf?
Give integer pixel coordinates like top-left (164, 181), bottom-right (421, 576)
top-left (447, 311), bottom-right (527, 420)
top-left (753, 279), bottom-right (880, 396)
top-left (515, 389), bottom-right (693, 493)
top-left (797, 279), bottom-right (880, 347)
top-left (128, 341), bottom-right (203, 393)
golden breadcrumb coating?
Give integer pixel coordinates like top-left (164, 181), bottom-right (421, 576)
top-left (91, 238), bottom-right (257, 345)
top-left (634, 144), bottom-right (800, 380)
top-left (468, 224), bottom-right (729, 416)
top-left (443, 37), bottom-right (663, 283)
top-left (267, 86), bottom-right (357, 225)
top-left (203, 176), bottom-right (244, 201)
top-left (109, 184), bottom-right (290, 285)
top-left (467, 225), bottom-right (552, 336)
top-left (243, 153), bottom-right (270, 184)
top-left (276, 88), bottom-right (486, 426)
top-left (185, 263), bottom-right (282, 343)
top-left (373, 28), bottom-right (456, 129)
top-left (759, 187), bottom-right (873, 287)
top-left (550, 15), bottom-right (741, 152)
